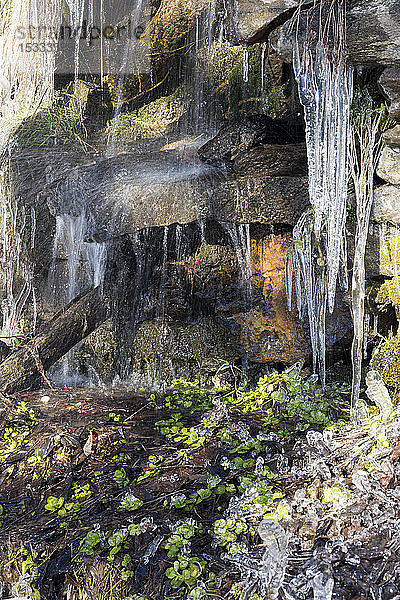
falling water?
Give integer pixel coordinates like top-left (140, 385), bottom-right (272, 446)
top-left (223, 222), bottom-right (252, 306)
top-left (242, 44), bottom-right (249, 83)
top-left (0, 0), bottom-right (62, 339)
top-left (48, 212), bottom-right (106, 304)
top-left (65, 0), bottom-right (86, 79)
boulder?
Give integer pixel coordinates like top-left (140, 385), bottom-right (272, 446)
top-left (18, 147), bottom-right (310, 238)
top-left (372, 184), bottom-right (400, 225)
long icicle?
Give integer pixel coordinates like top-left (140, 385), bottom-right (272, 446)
top-left (290, 0), bottom-right (353, 382)
top-left (350, 105), bottom-right (384, 411)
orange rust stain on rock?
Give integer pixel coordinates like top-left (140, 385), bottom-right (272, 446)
top-left (234, 233), bottom-right (310, 364)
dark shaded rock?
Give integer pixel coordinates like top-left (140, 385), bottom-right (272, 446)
top-left (0, 341), bottom-right (11, 363)
top-left (198, 115), bottom-right (305, 168)
top-left (379, 68), bottom-right (400, 121)
top-left (346, 0), bottom-right (400, 66)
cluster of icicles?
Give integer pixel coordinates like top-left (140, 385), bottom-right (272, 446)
top-left (286, 0), bottom-right (382, 407)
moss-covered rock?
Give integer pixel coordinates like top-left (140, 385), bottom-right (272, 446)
top-left (16, 82), bottom-right (89, 151)
top-left (371, 331), bottom-right (400, 389)
top-left (104, 89), bottom-right (186, 144)
top-left (376, 277), bottom-right (400, 317)
top-left (133, 316), bottom-right (240, 383)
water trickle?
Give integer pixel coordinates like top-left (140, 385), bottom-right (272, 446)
top-left (242, 44), bottom-right (249, 83)
top-left (108, 0), bottom-right (146, 153)
top-left (260, 42), bottom-right (267, 111)
top-left (0, 179), bottom-right (34, 339)
top-left (223, 222), bottom-right (252, 306)
top-left (65, 0), bottom-right (86, 79)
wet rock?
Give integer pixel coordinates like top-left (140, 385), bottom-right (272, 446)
top-left (376, 126), bottom-right (400, 185)
top-left (23, 149), bottom-right (310, 237)
top-left (379, 68), bottom-right (400, 122)
top-left (228, 233), bottom-right (310, 363)
top-left (198, 115), bottom-right (305, 169)
top-left (234, 144), bottom-right (307, 177)
top-left (132, 316), bottom-right (240, 382)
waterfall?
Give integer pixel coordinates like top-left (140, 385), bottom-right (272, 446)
top-left (289, 0), bottom-right (353, 383)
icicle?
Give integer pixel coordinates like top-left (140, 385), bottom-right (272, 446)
top-left (242, 44), bottom-right (249, 83)
top-left (363, 313), bottom-right (370, 359)
top-left (286, 211), bottom-right (327, 382)
top-left (373, 314), bottom-right (378, 336)
top-left (289, 0), bottom-right (353, 383)
top-left (257, 520), bottom-right (288, 600)
top-left (293, 8), bottom-right (353, 313)
top-left (350, 107), bottom-right (383, 408)
top-left (365, 370), bottom-right (393, 422)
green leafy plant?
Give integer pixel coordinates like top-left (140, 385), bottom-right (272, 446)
top-left (166, 556), bottom-right (206, 590)
top-left (113, 468), bottom-right (130, 488)
top-left (165, 520), bottom-right (202, 558)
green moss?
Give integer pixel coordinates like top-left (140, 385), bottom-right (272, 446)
top-left (105, 89), bottom-right (186, 143)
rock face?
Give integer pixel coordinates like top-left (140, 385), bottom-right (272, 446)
top-left (379, 68), bottom-right (400, 121)
top-left (373, 127), bottom-right (400, 230)
top-left (13, 144), bottom-right (310, 241)
top-left (224, 0), bottom-right (298, 44)
top-left (272, 0), bottom-right (400, 66)
top-left (377, 127), bottom-right (400, 185)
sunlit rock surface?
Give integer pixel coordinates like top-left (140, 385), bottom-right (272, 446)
top-left (14, 146), bottom-right (310, 240)
top-left (225, 0), bottom-right (298, 43)
top-left (373, 185), bottom-right (400, 225)
top-left (377, 126), bottom-right (400, 185)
